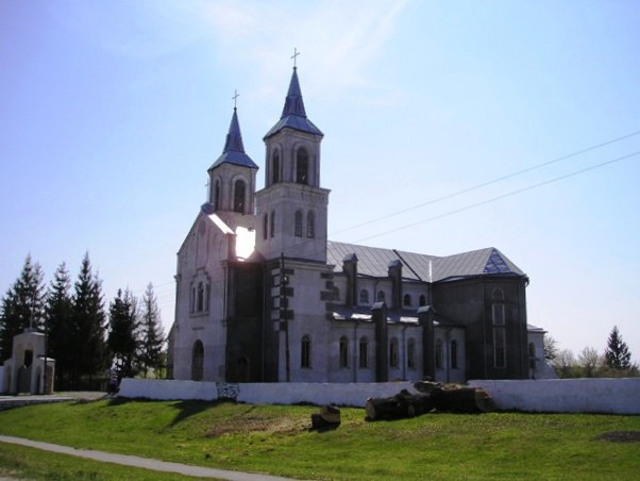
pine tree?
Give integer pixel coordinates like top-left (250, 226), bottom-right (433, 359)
top-left (107, 288), bottom-right (140, 379)
top-left (139, 283), bottom-right (165, 377)
top-left (71, 253), bottom-right (107, 387)
top-left (45, 262), bottom-right (74, 387)
top-left (0, 255), bottom-right (46, 362)
top-left (604, 326), bottom-right (631, 370)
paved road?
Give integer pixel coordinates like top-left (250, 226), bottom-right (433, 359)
top-left (0, 435), bottom-right (303, 481)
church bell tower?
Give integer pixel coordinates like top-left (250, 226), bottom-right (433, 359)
top-left (203, 105), bottom-right (258, 231)
top-left (255, 65), bottom-right (330, 262)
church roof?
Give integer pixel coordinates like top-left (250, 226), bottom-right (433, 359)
top-left (327, 241), bottom-right (525, 283)
top-left (264, 68), bottom-right (323, 139)
top-left (209, 108), bottom-right (258, 170)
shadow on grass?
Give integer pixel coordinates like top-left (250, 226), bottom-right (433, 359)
top-left (104, 397), bottom-right (224, 428)
top-left (168, 400), bottom-right (220, 427)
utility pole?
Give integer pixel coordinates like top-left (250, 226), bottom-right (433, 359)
top-left (280, 253), bottom-right (290, 382)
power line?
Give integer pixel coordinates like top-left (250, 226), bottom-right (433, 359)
top-left (331, 129), bottom-right (640, 236)
top-left (355, 150), bottom-right (640, 244)
top-left (157, 135), bottom-right (640, 314)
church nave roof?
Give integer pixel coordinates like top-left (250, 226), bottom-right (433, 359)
top-left (327, 241), bottom-right (525, 283)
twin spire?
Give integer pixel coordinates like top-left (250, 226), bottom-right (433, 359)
top-left (264, 67), bottom-right (323, 139)
top-left (209, 106), bottom-right (258, 170)
top-left (210, 62), bottom-right (323, 173)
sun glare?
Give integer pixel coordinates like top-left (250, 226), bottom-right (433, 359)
top-left (235, 226), bottom-right (255, 261)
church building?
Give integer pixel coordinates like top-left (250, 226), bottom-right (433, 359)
top-left (167, 66), bottom-right (547, 384)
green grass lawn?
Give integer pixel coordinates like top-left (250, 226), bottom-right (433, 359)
top-left (0, 398), bottom-right (639, 480)
top-left (0, 443), bottom-right (212, 481)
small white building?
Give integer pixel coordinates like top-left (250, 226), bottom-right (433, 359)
top-left (1, 329), bottom-right (55, 395)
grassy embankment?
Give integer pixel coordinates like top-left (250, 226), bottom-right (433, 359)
top-left (0, 398), bottom-right (639, 480)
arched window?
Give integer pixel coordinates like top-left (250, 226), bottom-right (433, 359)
top-left (197, 282), bottom-right (204, 312)
top-left (191, 340), bottom-right (204, 381)
top-left (359, 289), bottom-right (369, 305)
top-left (307, 211), bottom-right (315, 238)
top-left (528, 342), bottom-right (536, 370)
top-left (233, 179), bottom-right (246, 213)
top-left (492, 288), bottom-right (504, 301)
top-left (262, 214), bottom-right (268, 240)
top-left (389, 338), bottom-right (399, 368)
top-left (301, 336), bottom-right (311, 368)
top-left (270, 211), bottom-right (275, 238)
top-left (272, 151), bottom-right (280, 184)
top-left (435, 339), bottom-right (443, 369)
top-left (294, 211), bottom-right (303, 237)
top-left (359, 337), bottom-right (368, 368)
top-left (493, 299), bottom-right (506, 368)
top-left (339, 336), bottom-right (349, 368)
top-left (419, 294), bottom-right (426, 307)
top-left (205, 283), bottom-right (210, 312)
top-left (212, 179), bottom-right (221, 211)
top-left (190, 286), bottom-right (196, 313)
top-left (296, 148), bottom-right (309, 185)
top-left (403, 294), bottom-right (412, 307)
top-left (451, 340), bottom-right (458, 369)
top-left (377, 290), bottom-right (385, 302)
top-left (407, 338), bottom-right (416, 369)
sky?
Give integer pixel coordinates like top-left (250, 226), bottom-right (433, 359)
top-left (1, 0), bottom-right (639, 365)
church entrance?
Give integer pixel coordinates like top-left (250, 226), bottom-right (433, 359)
top-left (236, 357), bottom-right (250, 382)
top-left (191, 340), bottom-right (204, 381)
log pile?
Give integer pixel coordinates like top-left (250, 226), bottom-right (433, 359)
top-left (365, 382), bottom-right (495, 421)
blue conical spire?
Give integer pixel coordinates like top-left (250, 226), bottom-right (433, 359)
top-left (223, 108), bottom-right (245, 152)
top-left (210, 108), bottom-right (258, 171)
top-left (280, 67), bottom-right (307, 119)
top-left (264, 67), bottom-right (323, 139)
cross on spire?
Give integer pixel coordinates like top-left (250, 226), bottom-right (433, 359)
top-left (232, 89), bottom-right (239, 109)
top-left (291, 47), bottom-right (300, 68)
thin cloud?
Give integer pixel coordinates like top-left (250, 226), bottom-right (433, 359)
top-left (194, 0), bottom-right (409, 100)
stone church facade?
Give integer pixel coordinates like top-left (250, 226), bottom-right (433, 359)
top-left (168, 67), bottom-right (547, 384)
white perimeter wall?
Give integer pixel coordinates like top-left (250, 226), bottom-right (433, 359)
top-left (469, 378), bottom-right (640, 414)
top-left (119, 378), bottom-right (640, 414)
top-left (119, 378), bottom-right (413, 407)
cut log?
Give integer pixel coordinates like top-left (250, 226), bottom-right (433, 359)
top-left (432, 385), bottom-right (496, 413)
top-left (366, 384), bottom-right (495, 421)
top-left (365, 390), bottom-right (434, 421)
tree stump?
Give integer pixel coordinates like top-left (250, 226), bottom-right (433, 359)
top-left (311, 405), bottom-right (341, 430)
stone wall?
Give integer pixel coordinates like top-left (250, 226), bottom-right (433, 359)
top-left (119, 378), bottom-right (413, 407)
top-left (469, 378), bottom-right (640, 414)
top-left (118, 378), bottom-right (640, 414)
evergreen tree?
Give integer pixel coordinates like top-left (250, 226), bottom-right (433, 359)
top-left (71, 253), bottom-right (107, 387)
top-left (0, 255), bottom-right (46, 362)
top-left (604, 326), bottom-right (631, 370)
top-left (139, 283), bottom-right (165, 377)
top-left (45, 262), bottom-right (74, 386)
top-left (107, 288), bottom-right (140, 379)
